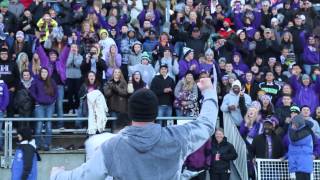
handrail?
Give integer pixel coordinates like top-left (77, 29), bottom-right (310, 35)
top-left (223, 113), bottom-right (248, 180)
top-left (0, 116), bottom-right (197, 121)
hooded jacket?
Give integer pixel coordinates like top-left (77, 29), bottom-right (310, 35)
top-left (221, 91), bottom-right (252, 126)
top-left (287, 125), bottom-right (313, 173)
top-left (184, 139), bottom-right (212, 171)
top-left (129, 64), bottom-right (155, 87)
top-left (36, 44), bottom-right (70, 84)
top-left (29, 77), bottom-right (57, 105)
top-left (178, 59), bottom-right (200, 79)
top-left (232, 52), bottom-right (249, 77)
top-left (289, 75), bottom-right (320, 114)
top-left (52, 89), bottom-right (218, 180)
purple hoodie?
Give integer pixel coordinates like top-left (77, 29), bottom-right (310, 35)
top-left (29, 77), bottom-right (58, 105)
top-left (232, 52), bottom-right (249, 77)
top-left (0, 81), bottom-right (9, 111)
top-left (234, 11), bottom-right (261, 39)
top-left (184, 139), bottom-right (211, 170)
top-left (289, 75), bottom-right (320, 114)
top-left (96, 11), bottom-right (128, 35)
top-left (36, 44), bottom-right (70, 84)
top-left (178, 59), bottom-right (200, 79)
top-left (301, 33), bottom-right (320, 65)
top-left (137, 9), bottom-right (161, 29)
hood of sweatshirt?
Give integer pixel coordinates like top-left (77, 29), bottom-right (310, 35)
top-left (121, 123), bottom-right (161, 153)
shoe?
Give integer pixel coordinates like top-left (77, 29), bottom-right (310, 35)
top-left (66, 144), bottom-right (75, 150)
top-left (43, 146), bottom-right (50, 151)
top-left (59, 127), bottom-right (65, 130)
top-left (68, 110), bottom-right (73, 114)
top-left (77, 145), bottom-right (85, 150)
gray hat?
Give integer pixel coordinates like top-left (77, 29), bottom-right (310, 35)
top-left (292, 115), bottom-right (305, 128)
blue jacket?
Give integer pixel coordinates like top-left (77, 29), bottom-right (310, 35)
top-left (288, 126), bottom-right (314, 173)
top-left (11, 140), bottom-right (38, 180)
top-left (52, 89), bottom-right (218, 180)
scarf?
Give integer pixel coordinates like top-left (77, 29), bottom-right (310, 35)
top-left (21, 77), bottom-right (33, 89)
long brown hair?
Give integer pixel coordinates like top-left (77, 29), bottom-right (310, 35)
top-left (40, 68), bottom-right (55, 97)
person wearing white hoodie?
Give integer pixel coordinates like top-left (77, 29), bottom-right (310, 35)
top-left (98, 29), bottom-right (116, 61)
top-left (221, 80), bottom-right (252, 126)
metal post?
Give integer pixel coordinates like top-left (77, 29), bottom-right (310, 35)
top-left (8, 120), bottom-right (12, 168)
top-left (162, 0), bottom-right (171, 33)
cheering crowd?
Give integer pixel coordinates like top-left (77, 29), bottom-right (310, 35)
top-left (0, 0), bottom-right (319, 179)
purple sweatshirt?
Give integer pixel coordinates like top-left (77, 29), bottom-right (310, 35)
top-left (178, 59), bottom-right (200, 79)
top-left (36, 44), bottom-right (70, 84)
top-left (289, 75), bottom-right (320, 114)
top-left (0, 81), bottom-right (9, 111)
top-left (29, 77), bottom-right (58, 105)
top-left (303, 46), bottom-right (319, 65)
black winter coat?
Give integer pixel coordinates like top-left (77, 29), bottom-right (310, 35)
top-left (251, 133), bottom-right (284, 159)
top-left (210, 137), bottom-right (238, 173)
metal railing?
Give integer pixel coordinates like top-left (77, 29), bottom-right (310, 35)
top-left (223, 113), bottom-right (248, 180)
top-left (0, 116), bottom-right (197, 168)
top-left (256, 158), bottom-right (320, 180)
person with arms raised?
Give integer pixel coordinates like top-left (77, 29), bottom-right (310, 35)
top-left (50, 77), bottom-right (218, 180)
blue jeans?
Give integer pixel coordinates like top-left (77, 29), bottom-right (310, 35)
top-left (175, 109), bottom-right (191, 117)
top-left (75, 100), bottom-right (85, 129)
top-left (56, 85), bottom-right (64, 128)
top-left (0, 111), bottom-right (3, 150)
top-left (157, 105), bottom-right (172, 126)
top-left (35, 104), bottom-right (55, 148)
top-left (303, 64), bottom-right (317, 75)
top-left (110, 112), bottom-right (119, 133)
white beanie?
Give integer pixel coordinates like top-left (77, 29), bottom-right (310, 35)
top-left (232, 80), bottom-right (242, 89)
top-left (205, 48), bottom-right (214, 56)
top-left (183, 47), bottom-right (194, 57)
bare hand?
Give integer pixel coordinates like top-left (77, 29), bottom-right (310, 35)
top-left (228, 105), bottom-right (236, 111)
top-left (197, 78), bottom-right (213, 92)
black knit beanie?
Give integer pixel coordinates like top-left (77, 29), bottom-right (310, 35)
top-left (129, 89), bottom-right (158, 122)
top-left (18, 128), bottom-right (33, 141)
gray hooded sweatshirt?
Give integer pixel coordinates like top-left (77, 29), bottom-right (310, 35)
top-left (52, 89), bottom-right (218, 180)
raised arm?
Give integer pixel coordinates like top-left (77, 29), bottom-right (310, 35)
top-left (169, 78), bottom-right (219, 157)
top-left (59, 45), bottom-right (71, 65)
top-left (36, 43), bottom-right (49, 68)
top-left (289, 74), bottom-right (301, 91)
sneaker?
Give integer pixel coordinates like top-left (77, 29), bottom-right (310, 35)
top-left (43, 146), bottom-right (50, 151)
top-left (68, 110), bottom-right (73, 114)
top-left (59, 127), bottom-right (65, 130)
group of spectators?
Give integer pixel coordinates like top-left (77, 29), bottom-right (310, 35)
top-left (0, 0), bottom-right (319, 179)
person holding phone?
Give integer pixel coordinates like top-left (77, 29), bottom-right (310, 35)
top-left (210, 128), bottom-right (238, 180)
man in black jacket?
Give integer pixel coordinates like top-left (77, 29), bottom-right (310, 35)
top-left (275, 95), bottom-right (293, 136)
top-left (0, 1), bottom-right (16, 35)
top-left (210, 128), bottom-right (238, 180)
top-left (251, 119), bottom-right (284, 159)
top-left (150, 64), bottom-right (175, 126)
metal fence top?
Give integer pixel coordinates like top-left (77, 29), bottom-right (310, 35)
top-left (0, 116), bottom-right (198, 121)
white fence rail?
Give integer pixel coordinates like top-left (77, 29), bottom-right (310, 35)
top-left (256, 158), bottom-right (320, 180)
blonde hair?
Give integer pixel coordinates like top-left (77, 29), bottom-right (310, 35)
top-left (16, 53), bottom-right (29, 74)
top-left (107, 44), bottom-right (117, 67)
top-left (182, 75), bottom-right (195, 91)
top-left (32, 53), bottom-right (41, 75)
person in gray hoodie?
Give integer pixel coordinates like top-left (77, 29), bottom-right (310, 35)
top-left (50, 77), bottom-right (218, 180)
